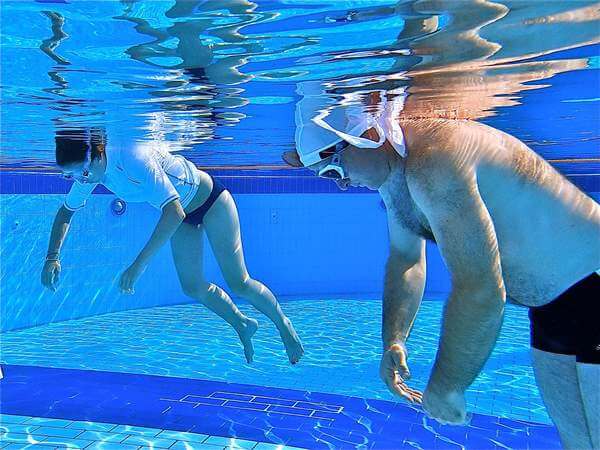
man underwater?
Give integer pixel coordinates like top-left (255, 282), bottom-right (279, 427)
top-left (284, 84), bottom-right (599, 449)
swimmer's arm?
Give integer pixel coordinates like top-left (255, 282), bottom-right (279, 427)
top-left (132, 199), bottom-right (185, 268)
top-left (46, 205), bottom-right (75, 258)
top-left (382, 215), bottom-right (426, 349)
top-left (409, 167), bottom-right (506, 395)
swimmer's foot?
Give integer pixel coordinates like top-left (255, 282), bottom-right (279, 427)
top-left (278, 318), bottom-right (304, 365)
top-left (237, 317), bottom-right (258, 364)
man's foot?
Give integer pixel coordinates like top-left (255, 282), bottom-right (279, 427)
top-left (237, 317), bottom-right (258, 363)
top-left (279, 318), bottom-right (304, 364)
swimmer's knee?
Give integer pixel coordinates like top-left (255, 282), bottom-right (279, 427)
top-left (181, 282), bottom-right (211, 300)
top-left (227, 277), bottom-right (252, 297)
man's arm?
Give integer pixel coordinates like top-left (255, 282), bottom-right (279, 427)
top-left (379, 211), bottom-right (426, 402)
top-left (382, 214), bottom-right (426, 349)
top-left (408, 165), bottom-right (506, 396)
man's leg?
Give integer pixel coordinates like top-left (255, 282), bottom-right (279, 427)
top-left (576, 363), bottom-right (599, 448)
top-left (531, 349), bottom-right (593, 449)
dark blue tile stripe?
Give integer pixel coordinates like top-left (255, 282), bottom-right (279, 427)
top-left (1, 170), bottom-right (597, 195)
top-left (0, 365), bottom-right (559, 449)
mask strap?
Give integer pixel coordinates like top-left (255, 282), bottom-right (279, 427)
top-left (312, 112), bottom-right (385, 149)
top-left (380, 92), bottom-right (407, 157)
top-left (82, 129), bottom-right (93, 172)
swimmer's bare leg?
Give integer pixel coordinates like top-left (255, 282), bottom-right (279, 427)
top-left (171, 221), bottom-right (258, 363)
top-left (204, 191), bottom-right (304, 364)
top-left (576, 363), bottom-right (600, 448)
top-left (532, 349), bottom-right (593, 449)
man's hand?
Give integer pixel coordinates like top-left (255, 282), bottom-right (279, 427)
top-left (422, 384), bottom-right (469, 425)
top-left (41, 260), bottom-right (61, 292)
top-left (119, 261), bottom-right (146, 295)
top-left (380, 342), bottom-right (422, 404)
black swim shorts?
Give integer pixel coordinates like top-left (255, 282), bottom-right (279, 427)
top-left (529, 272), bottom-right (600, 364)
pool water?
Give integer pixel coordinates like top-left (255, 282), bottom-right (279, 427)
top-left (3, 2), bottom-right (598, 447)
top-left (0, 298), bottom-right (549, 425)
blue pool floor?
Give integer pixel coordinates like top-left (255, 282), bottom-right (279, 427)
top-left (0, 364), bottom-right (560, 450)
top-left (0, 413), bottom-right (304, 450)
top-left (0, 299), bottom-right (549, 424)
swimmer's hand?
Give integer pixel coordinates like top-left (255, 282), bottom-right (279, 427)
top-left (41, 260), bottom-right (61, 292)
top-left (119, 261), bottom-right (146, 295)
top-left (423, 384), bottom-right (469, 426)
top-left (380, 342), bottom-right (422, 404)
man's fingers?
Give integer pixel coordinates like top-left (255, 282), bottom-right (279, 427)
top-left (384, 372), bottom-right (402, 397)
top-left (396, 382), bottom-right (422, 404)
top-left (390, 382), bottom-right (415, 403)
top-left (408, 389), bottom-right (423, 404)
top-left (385, 373), bottom-right (419, 404)
top-left (390, 350), bottom-right (411, 380)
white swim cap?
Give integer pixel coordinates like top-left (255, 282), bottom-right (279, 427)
top-left (294, 81), bottom-right (407, 167)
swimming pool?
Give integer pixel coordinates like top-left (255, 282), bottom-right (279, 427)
top-left (2, 1), bottom-right (599, 449)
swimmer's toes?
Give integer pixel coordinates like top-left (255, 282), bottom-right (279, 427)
top-left (282, 329), bottom-right (305, 364)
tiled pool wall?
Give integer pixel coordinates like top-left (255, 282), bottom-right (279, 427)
top-left (1, 170), bottom-right (454, 332)
top-left (1, 169), bottom-right (598, 332)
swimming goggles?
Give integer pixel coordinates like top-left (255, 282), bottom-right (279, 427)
top-left (317, 140), bottom-right (350, 180)
top-left (62, 159), bottom-right (92, 183)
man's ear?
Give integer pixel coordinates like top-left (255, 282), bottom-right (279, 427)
top-left (282, 150), bottom-right (303, 167)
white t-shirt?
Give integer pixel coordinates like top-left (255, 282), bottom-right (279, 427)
top-left (64, 142), bottom-right (201, 211)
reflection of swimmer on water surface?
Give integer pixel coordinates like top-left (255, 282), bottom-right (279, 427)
top-left (118, 0), bottom-right (260, 86)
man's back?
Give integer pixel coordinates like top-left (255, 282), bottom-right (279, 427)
top-left (401, 118), bottom-right (600, 306)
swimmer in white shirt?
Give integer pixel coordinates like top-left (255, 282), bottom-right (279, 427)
top-left (41, 128), bottom-right (304, 365)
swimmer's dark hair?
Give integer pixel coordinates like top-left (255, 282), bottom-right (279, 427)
top-left (55, 127), bottom-right (106, 167)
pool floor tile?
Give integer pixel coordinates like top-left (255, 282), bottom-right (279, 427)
top-left (22, 418), bottom-right (74, 428)
top-left (75, 431), bottom-right (130, 443)
top-left (34, 426), bottom-right (84, 439)
top-left (0, 425), bottom-right (40, 435)
top-left (110, 424), bottom-right (163, 437)
top-left (66, 421), bottom-right (118, 432)
top-left (0, 416), bottom-right (31, 426)
top-left (167, 443), bottom-right (226, 450)
top-left (156, 430), bottom-right (209, 443)
top-left (154, 445), bottom-right (221, 450)
top-left (203, 436), bottom-right (258, 448)
top-left (38, 437), bottom-right (96, 448)
top-left (3, 444), bottom-right (58, 450)
top-left (253, 444), bottom-right (306, 450)
top-left (85, 442), bottom-right (142, 450)
top-left (0, 432), bottom-right (46, 445)
top-left (121, 434), bottom-right (177, 448)
top-left (0, 365), bottom-right (560, 450)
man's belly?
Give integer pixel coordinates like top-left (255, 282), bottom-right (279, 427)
top-left (500, 257), bottom-right (598, 307)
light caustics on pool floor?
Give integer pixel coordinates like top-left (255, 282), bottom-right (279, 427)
top-left (0, 299), bottom-right (549, 425)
